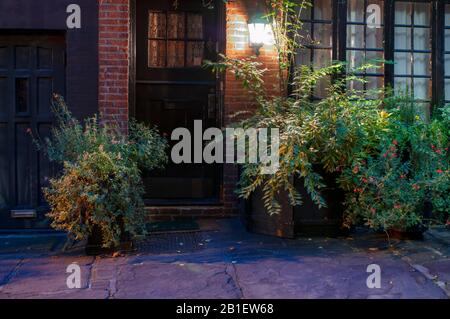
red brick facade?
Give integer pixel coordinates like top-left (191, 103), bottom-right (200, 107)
top-left (98, 0), bottom-right (130, 130)
top-left (98, 0), bottom-right (280, 219)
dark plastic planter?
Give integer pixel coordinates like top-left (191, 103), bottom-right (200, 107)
top-left (245, 173), bottom-right (347, 238)
top-left (85, 219), bottom-right (133, 256)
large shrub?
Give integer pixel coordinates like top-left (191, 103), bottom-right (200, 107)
top-left (207, 56), bottom-right (389, 214)
top-left (35, 95), bottom-right (168, 248)
top-left (340, 97), bottom-right (450, 231)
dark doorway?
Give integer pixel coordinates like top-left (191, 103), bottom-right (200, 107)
top-left (134, 0), bottom-right (223, 204)
top-left (0, 33), bottom-right (65, 228)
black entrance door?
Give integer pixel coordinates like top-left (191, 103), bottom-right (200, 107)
top-left (0, 33), bottom-right (65, 228)
top-left (135, 0), bottom-right (222, 204)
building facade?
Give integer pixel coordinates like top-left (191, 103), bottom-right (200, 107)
top-left (0, 0), bottom-right (448, 228)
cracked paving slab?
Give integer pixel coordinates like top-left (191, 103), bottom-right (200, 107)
top-left (0, 219), bottom-right (449, 299)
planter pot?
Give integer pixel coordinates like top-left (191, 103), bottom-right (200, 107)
top-left (387, 201), bottom-right (432, 241)
top-left (293, 173), bottom-right (346, 237)
top-left (245, 173), bottom-right (347, 238)
top-left (388, 227), bottom-right (425, 240)
top-left (85, 220), bottom-right (133, 256)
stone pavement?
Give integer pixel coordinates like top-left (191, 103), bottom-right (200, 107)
top-left (0, 220), bottom-right (449, 299)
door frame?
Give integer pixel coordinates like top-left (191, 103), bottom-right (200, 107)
top-left (129, 0), bottom-right (226, 205)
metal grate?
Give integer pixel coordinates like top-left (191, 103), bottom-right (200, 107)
top-left (137, 231), bottom-right (205, 254)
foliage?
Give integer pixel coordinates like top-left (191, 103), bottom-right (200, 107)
top-left (262, 0), bottom-right (312, 92)
top-left (205, 0), bottom-right (449, 231)
top-left (340, 97), bottom-right (450, 231)
top-left (209, 57), bottom-right (388, 214)
top-left (35, 95), bottom-right (168, 247)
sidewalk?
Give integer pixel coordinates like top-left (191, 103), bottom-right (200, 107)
top-left (0, 220), bottom-right (449, 299)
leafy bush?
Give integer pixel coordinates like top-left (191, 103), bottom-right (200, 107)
top-left (208, 56), bottom-right (388, 214)
top-left (35, 95), bottom-right (168, 248)
top-left (341, 97), bottom-right (450, 231)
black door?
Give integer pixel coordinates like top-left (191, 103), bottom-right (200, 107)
top-left (0, 33), bottom-right (65, 228)
top-left (135, 0), bottom-right (222, 204)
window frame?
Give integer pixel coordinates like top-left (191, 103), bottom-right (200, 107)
top-left (295, 0), bottom-right (449, 110)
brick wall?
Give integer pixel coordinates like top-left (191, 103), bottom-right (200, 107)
top-left (98, 0), bottom-right (130, 130)
top-left (222, 0), bottom-right (282, 216)
top-left (98, 0), bottom-right (280, 220)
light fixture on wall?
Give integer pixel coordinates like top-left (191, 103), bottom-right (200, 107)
top-left (248, 14), bottom-right (272, 56)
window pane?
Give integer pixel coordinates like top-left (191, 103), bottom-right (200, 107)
top-left (394, 77), bottom-right (412, 93)
top-left (445, 79), bottom-right (450, 101)
top-left (347, 50), bottom-right (364, 71)
top-left (149, 12), bottom-right (166, 38)
top-left (167, 13), bottom-right (185, 39)
top-left (366, 27), bottom-right (383, 49)
top-left (394, 27), bottom-right (411, 50)
top-left (314, 77), bottom-right (330, 98)
top-left (446, 5), bottom-right (450, 26)
top-left (186, 41), bottom-right (204, 67)
top-left (314, 0), bottom-right (332, 20)
top-left (367, 76), bottom-right (384, 92)
top-left (187, 14), bottom-right (203, 39)
top-left (413, 53), bottom-right (430, 76)
top-left (347, 0), bottom-right (364, 23)
top-left (394, 52), bottom-right (411, 75)
top-left (414, 28), bottom-right (430, 51)
top-left (313, 49), bottom-right (332, 68)
top-left (347, 79), bottom-right (363, 91)
top-left (414, 3), bottom-right (430, 26)
top-left (313, 24), bottom-right (332, 47)
top-left (167, 41), bottom-right (184, 67)
top-left (148, 40), bottom-right (166, 67)
top-left (445, 30), bottom-right (450, 52)
top-left (366, 50), bottom-right (384, 74)
top-left (395, 2), bottom-right (412, 25)
top-left (413, 78), bottom-right (431, 100)
top-left (445, 54), bottom-right (450, 76)
top-left (299, 3), bottom-right (311, 20)
top-left (296, 48), bottom-right (312, 65)
top-left (299, 23), bottom-right (312, 45)
top-left (347, 25), bottom-right (364, 48)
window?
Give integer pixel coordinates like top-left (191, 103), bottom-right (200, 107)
top-left (346, 0), bottom-right (384, 92)
top-left (148, 11), bottom-right (205, 68)
top-left (393, 1), bottom-right (432, 103)
top-left (296, 0), bottom-right (334, 97)
top-left (294, 0), bottom-right (450, 108)
top-left (445, 4), bottom-right (450, 103)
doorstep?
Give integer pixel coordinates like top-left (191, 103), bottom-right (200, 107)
top-left (145, 205), bottom-right (237, 221)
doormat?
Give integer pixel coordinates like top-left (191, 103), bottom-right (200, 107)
top-left (146, 219), bottom-right (200, 233)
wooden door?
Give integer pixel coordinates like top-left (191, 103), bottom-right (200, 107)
top-left (135, 0), bottom-right (222, 204)
top-left (0, 33), bottom-right (65, 228)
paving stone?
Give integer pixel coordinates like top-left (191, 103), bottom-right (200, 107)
top-left (0, 219), bottom-right (448, 299)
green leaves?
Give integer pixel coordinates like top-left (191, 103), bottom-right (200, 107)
top-left (342, 95), bottom-right (450, 231)
top-left (39, 95), bottom-right (168, 248)
top-left (232, 62), bottom-right (388, 215)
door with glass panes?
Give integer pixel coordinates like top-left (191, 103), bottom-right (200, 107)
top-left (135, 0), bottom-right (222, 204)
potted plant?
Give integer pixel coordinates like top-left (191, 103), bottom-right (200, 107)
top-left (34, 95), bottom-right (168, 254)
top-left (207, 52), bottom-right (389, 237)
top-left (340, 96), bottom-right (450, 239)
